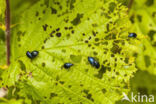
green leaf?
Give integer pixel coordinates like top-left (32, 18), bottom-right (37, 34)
top-left (116, 70), bottom-right (156, 104)
top-left (116, 0), bottom-right (129, 6)
top-left (0, 29), bottom-right (6, 65)
top-left (129, 0), bottom-right (156, 75)
top-left (10, 0), bottom-right (39, 24)
top-left (3, 0), bottom-right (137, 103)
top-left (0, 0), bottom-right (5, 19)
top-left (0, 98), bottom-right (23, 104)
top-left (0, 29), bottom-right (6, 87)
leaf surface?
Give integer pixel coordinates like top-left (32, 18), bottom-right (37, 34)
top-left (0, 0), bottom-right (5, 18)
top-left (4, 0), bottom-right (137, 103)
top-left (0, 29), bottom-right (6, 65)
top-left (129, 0), bottom-right (156, 75)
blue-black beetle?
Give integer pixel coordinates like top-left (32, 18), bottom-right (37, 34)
top-left (31, 51), bottom-right (39, 57)
top-left (88, 57), bottom-right (95, 66)
top-left (94, 61), bottom-right (100, 69)
top-left (26, 51), bottom-right (33, 59)
top-left (26, 51), bottom-right (39, 59)
top-left (64, 63), bottom-right (73, 69)
top-left (128, 33), bottom-right (137, 38)
top-left (88, 57), bottom-right (100, 69)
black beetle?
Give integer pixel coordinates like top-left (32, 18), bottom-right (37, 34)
top-left (26, 50), bottom-right (39, 59)
top-left (26, 51), bottom-right (33, 59)
top-left (64, 63), bottom-right (73, 69)
top-left (128, 33), bottom-right (137, 38)
top-left (88, 57), bottom-right (95, 66)
top-left (31, 51), bottom-right (39, 57)
top-left (94, 61), bottom-right (100, 69)
top-left (88, 57), bottom-right (100, 69)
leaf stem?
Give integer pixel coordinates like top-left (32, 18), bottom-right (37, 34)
top-left (5, 0), bottom-right (10, 65)
top-left (128, 0), bottom-right (134, 11)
